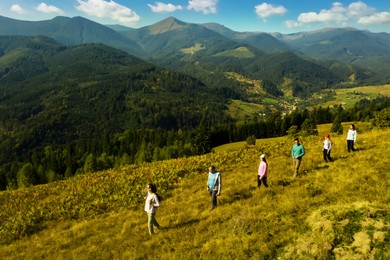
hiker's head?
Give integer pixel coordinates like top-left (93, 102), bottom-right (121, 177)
top-left (147, 183), bottom-right (156, 193)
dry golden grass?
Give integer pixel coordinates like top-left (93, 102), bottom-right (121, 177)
top-left (0, 123), bottom-right (389, 259)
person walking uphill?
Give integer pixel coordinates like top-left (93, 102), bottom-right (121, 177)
top-left (346, 124), bottom-right (357, 152)
top-left (144, 183), bottom-right (160, 235)
top-left (323, 133), bottom-right (333, 162)
top-left (291, 138), bottom-right (305, 177)
top-left (257, 154), bottom-right (269, 188)
top-left (207, 165), bottom-right (221, 211)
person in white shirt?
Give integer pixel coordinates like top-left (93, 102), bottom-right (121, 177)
top-left (346, 124), bottom-right (357, 152)
top-left (144, 183), bottom-right (160, 235)
top-left (323, 133), bottom-right (333, 162)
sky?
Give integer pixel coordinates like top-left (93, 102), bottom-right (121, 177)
top-left (0, 0), bottom-right (389, 34)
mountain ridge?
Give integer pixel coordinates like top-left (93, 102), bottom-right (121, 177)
top-left (0, 15), bottom-right (144, 56)
top-left (1, 14), bottom-right (389, 82)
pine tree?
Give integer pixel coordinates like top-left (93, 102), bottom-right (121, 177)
top-left (331, 116), bottom-right (343, 135)
top-left (17, 163), bottom-right (36, 188)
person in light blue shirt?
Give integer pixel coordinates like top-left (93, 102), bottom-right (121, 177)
top-left (291, 138), bottom-right (305, 177)
top-left (207, 165), bottom-right (221, 211)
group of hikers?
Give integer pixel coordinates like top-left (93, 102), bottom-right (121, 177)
top-left (291, 124), bottom-right (357, 177)
top-left (144, 124), bottom-right (358, 235)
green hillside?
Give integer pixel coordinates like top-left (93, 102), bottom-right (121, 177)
top-left (1, 123), bottom-right (389, 259)
top-left (0, 35), bottom-right (233, 187)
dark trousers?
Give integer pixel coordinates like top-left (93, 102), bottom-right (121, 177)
top-left (209, 190), bottom-right (218, 209)
top-left (323, 149), bottom-right (332, 162)
top-left (347, 140), bottom-right (355, 152)
top-left (257, 176), bottom-right (268, 188)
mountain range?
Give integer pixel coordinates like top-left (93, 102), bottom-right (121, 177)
top-left (1, 15), bottom-right (390, 86)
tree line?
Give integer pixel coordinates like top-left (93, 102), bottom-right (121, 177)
top-left (1, 96), bottom-right (389, 190)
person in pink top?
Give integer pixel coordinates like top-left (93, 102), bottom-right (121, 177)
top-left (257, 154), bottom-right (269, 188)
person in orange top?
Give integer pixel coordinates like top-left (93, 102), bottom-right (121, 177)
top-left (323, 133), bottom-right (333, 162)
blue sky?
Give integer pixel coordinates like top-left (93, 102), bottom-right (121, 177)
top-left (0, 0), bottom-right (389, 33)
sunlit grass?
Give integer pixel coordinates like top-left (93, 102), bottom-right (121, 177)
top-left (0, 124), bottom-right (389, 259)
top-left (227, 99), bottom-right (264, 121)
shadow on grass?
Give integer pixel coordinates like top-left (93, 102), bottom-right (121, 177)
top-left (274, 178), bottom-right (292, 187)
top-left (314, 164), bottom-right (330, 170)
top-left (168, 218), bottom-right (201, 230)
top-left (223, 187), bottom-right (254, 204)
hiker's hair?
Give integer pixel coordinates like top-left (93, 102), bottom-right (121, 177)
top-left (148, 183), bottom-right (157, 193)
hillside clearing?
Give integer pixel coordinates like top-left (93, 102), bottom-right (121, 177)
top-left (0, 124), bottom-right (389, 259)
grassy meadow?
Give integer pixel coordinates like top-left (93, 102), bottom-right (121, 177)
top-left (0, 123), bottom-right (389, 259)
top-left (321, 84), bottom-right (390, 109)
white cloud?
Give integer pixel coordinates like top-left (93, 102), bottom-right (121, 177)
top-left (36, 3), bottom-right (64, 15)
top-left (290, 1), bottom-right (387, 28)
top-left (347, 1), bottom-right (375, 17)
top-left (298, 2), bottom-right (347, 24)
top-left (10, 4), bottom-right (27, 14)
top-left (255, 3), bottom-right (287, 20)
top-left (285, 20), bottom-right (300, 29)
top-left (358, 12), bottom-right (390, 25)
top-left (148, 2), bottom-right (183, 13)
top-left (76, 0), bottom-right (140, 25)
top-left (188, 0), bottom-right (218, 14)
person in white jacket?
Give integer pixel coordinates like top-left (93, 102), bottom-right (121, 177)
top-left (144, 183), bottom-right (160, 235)
top-left (346, 124), bottom-right (357, 152)
top-left (323, 133), bottom-right (333, 162)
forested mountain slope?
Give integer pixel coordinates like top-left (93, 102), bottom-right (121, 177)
top-left (0, 36), bottom-right (231, 186)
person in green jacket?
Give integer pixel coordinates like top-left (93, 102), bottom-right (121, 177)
top-left (291, 138), bottom-right (305, 177)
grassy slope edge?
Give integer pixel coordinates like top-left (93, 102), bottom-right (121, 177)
top-left (0, 123), bottom-right (389, 259)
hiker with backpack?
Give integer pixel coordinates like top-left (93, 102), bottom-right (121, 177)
top-left (207, 165), bottom-right (221, 211)
top-left (144, 183), bottom-right (160, 235)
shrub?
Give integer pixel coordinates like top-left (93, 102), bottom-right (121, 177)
top-left (246, 135), bottom-right (256, 145)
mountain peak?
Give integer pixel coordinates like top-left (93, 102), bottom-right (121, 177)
top-left (148, 16), bottom-right (187, 35)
